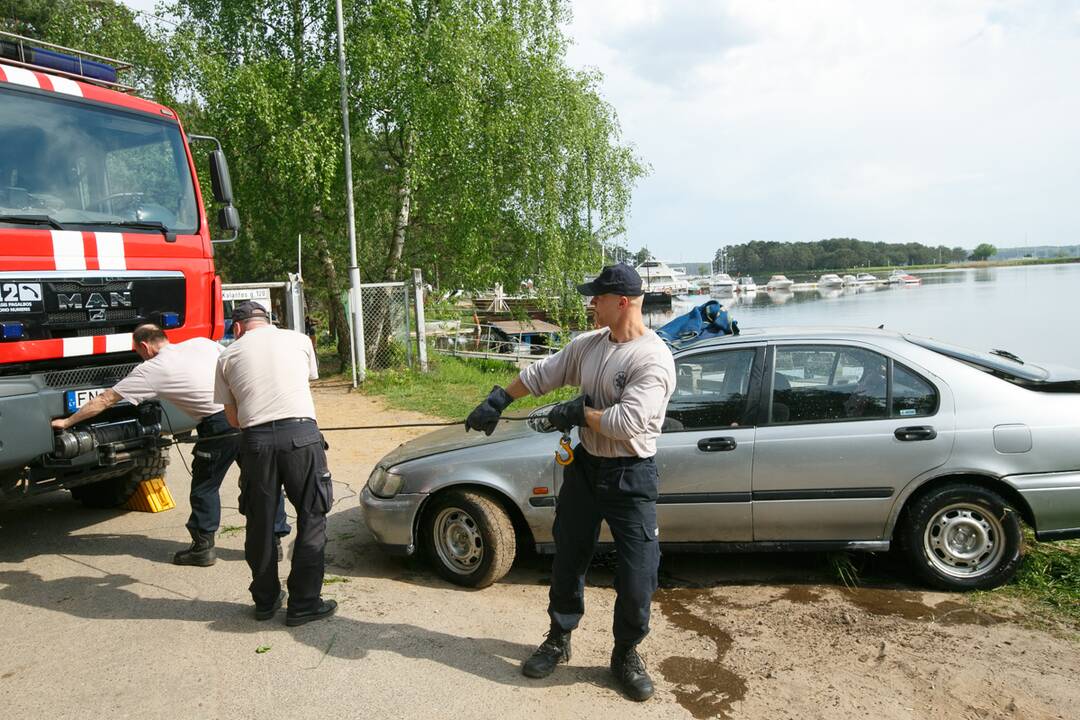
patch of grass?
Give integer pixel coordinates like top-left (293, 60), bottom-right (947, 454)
top-left (360, 354), bottom-right (575, 420)
top-left (988, 538), bottom-right (1080, 626)
top-left (219, 525), bottom-right (244, 537)
top-left (255, 645), bottom-right (271, 654)
top-left (322, 575), bottom-right (350, 585)
top-left (828, 552), bottom-right (862, 589)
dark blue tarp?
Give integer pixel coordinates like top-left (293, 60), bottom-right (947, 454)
top-left (656, 300), bottom-right (738, 349)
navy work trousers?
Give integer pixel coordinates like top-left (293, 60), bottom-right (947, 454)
top-left (239, 419), bottom-right (332, 614)
top-left (188, 411), bottom-right (290, 538)
top-left (548, 445), bottom-right (661, 647)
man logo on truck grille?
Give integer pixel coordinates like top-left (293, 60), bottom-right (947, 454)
top-left (56, 291), bottom-right (133, 311)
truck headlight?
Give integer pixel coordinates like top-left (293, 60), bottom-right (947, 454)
top-left (367, 466), bottom-right (403, 499)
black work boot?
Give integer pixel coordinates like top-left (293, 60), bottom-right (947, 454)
top-left (610, 645), bottom-right (654, 701)
top-left (173, 530), bottom-right (216, 567)
top-left (522, 630), bottom-right (572, 678)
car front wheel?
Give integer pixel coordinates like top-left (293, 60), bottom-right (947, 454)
top-left (899, 483), bottom-right (1023, 591)
top-left (422, 489), bottom-right (516, 588)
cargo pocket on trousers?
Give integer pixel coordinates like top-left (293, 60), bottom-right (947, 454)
top-left (311, 472), bottom-right (333, 513)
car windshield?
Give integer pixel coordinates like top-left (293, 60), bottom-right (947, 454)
top-left (0, 86), bottom-right (198, 234)
top-left (904, 334), bottom-right (1049, 382)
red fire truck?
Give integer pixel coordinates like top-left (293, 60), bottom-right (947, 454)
top-left (0, 33), bottom-right (238, 506)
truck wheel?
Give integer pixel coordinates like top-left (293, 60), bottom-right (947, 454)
top-left (69, 448), bottom-right (170, 509)
top-left (423, 489), bottom-right (516, 588)
top-left (898, 483), bottom-right (1023, 591)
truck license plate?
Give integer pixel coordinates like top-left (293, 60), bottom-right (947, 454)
top-left (65, 388), bottom-right (107, 414)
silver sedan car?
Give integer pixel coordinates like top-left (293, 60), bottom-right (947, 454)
top-left (361, 327), bottom-right (1080, 590)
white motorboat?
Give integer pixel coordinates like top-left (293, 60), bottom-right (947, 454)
top-left (817, 273), bottom-right (844, 288)
top-left (856, 273), bottom-right (879, 284)
top-left (636, 260), bottom-right (690, 295)
top-left (888, 269), bottom-right (922, 285)
top-left (765, 274), bottom-right (794, 291)
top-left (842, 274), bottom-right (860, 286)
top-left (735, 276), bottom-right (757, 293)
top-left (709, 272), bottom-right (737, 295)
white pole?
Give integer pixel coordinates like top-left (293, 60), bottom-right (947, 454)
top-left (297, 233), bottom-right (302, 278)
top-left (335, 0), bottom-right (366, 384)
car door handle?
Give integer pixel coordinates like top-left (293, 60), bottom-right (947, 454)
top-left (697, 436), bottom-right (737, 452)
top-left (895, 426), bottom-right (937, 442)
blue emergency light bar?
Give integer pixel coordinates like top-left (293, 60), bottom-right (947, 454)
top-left (0, 32), bottom-right (129, 88)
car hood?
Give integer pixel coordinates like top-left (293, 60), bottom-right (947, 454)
top-left (377, 411), bottom-right (541, 468)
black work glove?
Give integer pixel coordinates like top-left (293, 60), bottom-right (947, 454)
top-left (465, 385), bottom-right (514, 435)
top-left (547, 394), bottom-right (590, 433)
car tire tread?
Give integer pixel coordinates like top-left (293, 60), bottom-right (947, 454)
top-left (899, 482), bottom-right (1024, 591)
top-left (423, 489), bottom-right (516, 588)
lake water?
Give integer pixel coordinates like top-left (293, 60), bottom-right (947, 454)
top-left (643, 263), bottom-right (1080, 365)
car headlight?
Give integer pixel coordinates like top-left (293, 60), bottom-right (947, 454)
top-left (367, 465), bottom-right (404, 499)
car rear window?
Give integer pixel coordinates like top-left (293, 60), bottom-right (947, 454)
top-left (904, 335), bottom-right (1049, 382)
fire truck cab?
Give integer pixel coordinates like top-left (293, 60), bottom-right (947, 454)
top-left (0, 33), bottom-right (238, 506)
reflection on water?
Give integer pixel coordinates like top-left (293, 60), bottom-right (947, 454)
top-left (644, 263), bottom-right (1080, 362)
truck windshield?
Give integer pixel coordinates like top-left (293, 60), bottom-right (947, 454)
top-left (0, 86), bottom-right (198, 234)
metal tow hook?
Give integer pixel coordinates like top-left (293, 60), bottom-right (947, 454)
top-left (555, 434), bottom-right (574, 466)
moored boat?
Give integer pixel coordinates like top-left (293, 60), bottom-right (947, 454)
top-left (765, 274), bottom-right (794, 291)
top-left (818, 273), bottom-right (844, 288)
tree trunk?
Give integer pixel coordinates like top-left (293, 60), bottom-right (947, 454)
top-left (385, 133), bottom-right (413, 281)
top-left (315, 231), bottom-right (351, 370)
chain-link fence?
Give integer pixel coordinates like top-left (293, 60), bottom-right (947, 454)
top-left (353, 281), bottom-right (413, 370)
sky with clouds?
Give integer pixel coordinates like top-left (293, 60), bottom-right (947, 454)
top-left (564, 0), bottom-right (1080, 260)
top-left (118, 0), bottom-right (1080, 260)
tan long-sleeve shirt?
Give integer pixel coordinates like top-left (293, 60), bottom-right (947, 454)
top-left (519, 328), bottom-right (676, 458)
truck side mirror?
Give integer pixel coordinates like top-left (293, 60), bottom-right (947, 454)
top-left (218, 205), bottom-right (240, 233)
top-left (209, 150), bottom-right (234, 205)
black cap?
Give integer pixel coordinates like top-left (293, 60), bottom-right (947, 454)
top-left (231, 301), bottom-right (269, 322)
top-left (576, 264), bottom-right (643, 297)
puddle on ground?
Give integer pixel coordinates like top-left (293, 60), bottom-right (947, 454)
top-left (779, 586), bottom-right (822, 604)
top-left (657, 588), bottom-right (747, 720)
top-left (841, 587), bottom-right (1003, 626)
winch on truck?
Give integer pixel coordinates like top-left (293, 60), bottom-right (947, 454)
top-left (0, 32), bottom-right (239, 506)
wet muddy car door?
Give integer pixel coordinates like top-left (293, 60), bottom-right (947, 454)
top-left (751, 342), bottom-right (955, 541)
top-left (649, 345), bottom-right (763, 541)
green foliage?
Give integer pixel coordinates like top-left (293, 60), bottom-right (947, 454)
top-left (969, 243), bottom-right (998, 261)
top-left (1004, 539), bottom-right (1080, 624)
top-left (719, 238), bottom-right (971, 275)
top-left (361, 354), bottom-right (575, 419)
top-left (14, 0), bottom-right (643, 365)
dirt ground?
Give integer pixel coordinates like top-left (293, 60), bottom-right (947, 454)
top-left (0, 384), bottom-right (1076, 719)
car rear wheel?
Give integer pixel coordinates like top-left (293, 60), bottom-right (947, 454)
top-left (422, 489), bottom-right (516, 588)
top-left (899, 483), bottom-right (1023, 590)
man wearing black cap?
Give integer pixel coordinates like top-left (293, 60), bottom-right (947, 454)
top-left (214, 301), bottom-right (336, 625)
top-left (465, 264), bottom-right (676, 701)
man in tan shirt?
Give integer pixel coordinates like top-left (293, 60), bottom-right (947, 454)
top-left (465, 264), bottom-right (675, 702)
top-left (214, 302), bottom-right (335, 626)
top-left (50, 323), bottom-right (290, 566)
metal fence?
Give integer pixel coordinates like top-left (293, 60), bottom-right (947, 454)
top-left (352, 281), bottom-right (413, 371)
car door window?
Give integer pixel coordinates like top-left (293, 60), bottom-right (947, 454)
top-left (892, 363), bottom-right (937, 417)
top-left (772, 346), bottom-right (888, 423)
top-left (665, 349), bottom-right (756, 431)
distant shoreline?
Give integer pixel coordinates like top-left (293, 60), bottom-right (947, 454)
top-left (731, 256), bottom-right (1080, 281)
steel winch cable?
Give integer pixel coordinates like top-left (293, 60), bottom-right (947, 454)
top-left (165, 414), bottom-right (538, 445)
